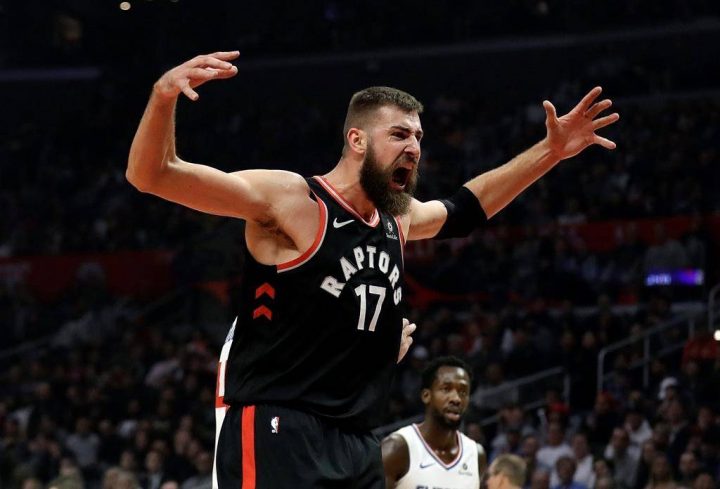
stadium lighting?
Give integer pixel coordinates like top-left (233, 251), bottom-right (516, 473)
top-left (119, 2), bottom-right (131, 10)
top-left (715, 330), bottom-right (720, 342)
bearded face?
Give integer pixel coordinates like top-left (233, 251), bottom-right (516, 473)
top-left (359, 143), bottom-right (418, 216)
top-left (430, 405), bottom-right (464, 430)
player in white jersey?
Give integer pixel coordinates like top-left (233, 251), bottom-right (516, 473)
top-left (382, 356), bottom-right (486, 489)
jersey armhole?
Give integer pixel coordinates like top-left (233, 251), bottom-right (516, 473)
top-left (276, 193), bottom-right (328, 272)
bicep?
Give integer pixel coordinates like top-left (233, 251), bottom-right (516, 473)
top-left (381, 435), bottom-right (410, 486)
top-left (139, 161), bottom-right (302, 222)
top-left (406, 199), bottom-right (448, 241)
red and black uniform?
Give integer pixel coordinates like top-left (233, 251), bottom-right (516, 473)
top-left (215, 176), bottom-right (406, 488)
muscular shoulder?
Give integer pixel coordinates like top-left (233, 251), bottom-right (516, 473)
top-left (382, 433), bottom-right (410, 482)
top-left (230, 169), bottom-right (311, 222)
top-left (230, 169), bottom-right (309, 196)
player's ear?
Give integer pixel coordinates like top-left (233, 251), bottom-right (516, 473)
top-left (346, 128), bottom-right (367, 154)
top-left (420, 388), bottom-right (431, 405)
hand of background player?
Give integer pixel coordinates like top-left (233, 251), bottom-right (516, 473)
top-left (153, 51), bottom-right (240, 102)
top-left (397, 318), bottom-right (417, 364)
top-left (542, 86), bottom-right (620, 160)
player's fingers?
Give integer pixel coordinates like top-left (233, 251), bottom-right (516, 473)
top-left (594, 135), bottom-right (617, 150)
top-left (188, 67), bottom-right (219, 80)
top-left (574, 86), bottom-right (602, 112)
top-left (214, 65), bottom-right (239, 79)
top-left (403, 317), bottom-right (410, 326)
top-left (180, 83), bottom-right (199, 101)
top-left (194, 56), bottom-right (237, 70)
top-left (208, 50), bottom-right (241, 60)
top-left (543, 101), bottom-right (558, 126)
top-left (593, 113), bottom-right (620, 130)
top-left (586, 99), bottom-right (612, 119)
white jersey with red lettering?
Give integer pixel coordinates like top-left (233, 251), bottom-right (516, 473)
top-left (393, 424), bottom-right (482, 489)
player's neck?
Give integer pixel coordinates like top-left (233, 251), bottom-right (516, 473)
top-left (417, 420), bottom-right (458, 452)
top-left (323, 161), bottom-right (377, 220)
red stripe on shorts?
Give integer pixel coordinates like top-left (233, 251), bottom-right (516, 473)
top-left (241, 405), bottom-right (256, 489)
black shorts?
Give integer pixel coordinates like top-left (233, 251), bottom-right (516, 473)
top-left (215, 404), bottom-right (385, 488)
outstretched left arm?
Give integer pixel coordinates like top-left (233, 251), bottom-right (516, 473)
top-left (404, 87), bottom-right (619, 240)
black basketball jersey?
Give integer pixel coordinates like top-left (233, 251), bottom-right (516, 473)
top-left (222, 176), bottom-right (406, 430)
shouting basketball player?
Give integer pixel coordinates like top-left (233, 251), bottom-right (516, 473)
top-left (126, 51), bottom-right (619, 488)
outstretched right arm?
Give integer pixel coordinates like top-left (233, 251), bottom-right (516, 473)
top-left (126, 51), bottom-right (294, 222)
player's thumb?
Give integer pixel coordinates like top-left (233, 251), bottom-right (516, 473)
top-left (543, 100), bottom-right (558, 125)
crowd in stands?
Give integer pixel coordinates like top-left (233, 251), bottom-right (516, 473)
top-left (4, 1), bottom-right (720, 68)
top-left (2, 290), bottom-right (719, 489)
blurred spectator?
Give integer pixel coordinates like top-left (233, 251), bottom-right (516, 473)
top-left (692, 473), bottom-right (715, 489)
top-left (179, 451), bottom-right (212, 489)
top-left (522, 434), bottom-right (542, 481)
top-left (625, 405), bottom-right (653, 456)
top-left (645, 454), bottom-right (678, 489)
top-left (537, 422), bottom-right (573, 472)
top-left (139, 450), bottom-right (169, 489)
top-left (492, 403), bottom-right (536, 461)
top-left (663, 400), bottom-right (691, 469)
top-left (552, 456), bottom-right (588, 489)
top-left (531, 469), bottom-right (551, 489)
top-left (473, 363), bottom-right (519, 413)
top-left (47, 457), bottom-right (84, 489)
top-left (677, 452), bottom-right (701, 488)
top-left (102, 467), bottom-right (138, 489)
top-left (569, 433), bottom-right (595, 489)
top-left (635, 441), bottom-right (659, 489)
top-left (604, 428), bottom-right (640, 489)
top-left (585, 393), bottom-right (622, 450)
top-left (64, 417), bottom-right (100, 477)
top-left (593, 459), bottom-right (615, 484)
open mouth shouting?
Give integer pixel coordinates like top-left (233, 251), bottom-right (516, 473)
top-left (390, 161), bottom-right (415, 192)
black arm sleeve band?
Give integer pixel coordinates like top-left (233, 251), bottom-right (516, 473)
top-left (434, 186), bottom-right (487, 239)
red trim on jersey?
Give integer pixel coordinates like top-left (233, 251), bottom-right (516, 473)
top-left (412, 423), bottom-right (464, 470)
top-left (214, 361), bottom-right (229, 408)
top-left (242, 406), bottom-right (256, 488)
top-left (314, 176), bottom-right (380, 227)
top-left (277, 197), bottom-right (328, 272)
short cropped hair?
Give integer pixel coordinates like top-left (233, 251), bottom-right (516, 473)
top-left (491, 454), bottom-right (527, 488)
top-left (421, 356), bottom-right (473, 390)
top-left (342, 86), bottom-right (423, 137)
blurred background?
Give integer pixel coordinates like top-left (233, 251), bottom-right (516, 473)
top-left (1, 1), bottom-right (720, 489)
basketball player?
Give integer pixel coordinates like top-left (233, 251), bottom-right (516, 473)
top-left (126, 51), bottom-right (619, 488)
top-left (382, 356), bottom-right (486, 488)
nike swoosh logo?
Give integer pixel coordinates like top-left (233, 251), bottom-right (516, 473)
top-left (419, 462), bottom-right (435, 469)
top-left (333, 218), bottom-right (354, 228)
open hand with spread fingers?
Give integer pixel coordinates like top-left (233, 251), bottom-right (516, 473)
top-left (397, 318), bottom-right (417, 364)
top-left (543, 86), bottom-right (620, 160)
top-left (153, 51), bottom-right (240, 102)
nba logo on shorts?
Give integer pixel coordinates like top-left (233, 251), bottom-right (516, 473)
top-left (271, 416), bottom-right (280, 434)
